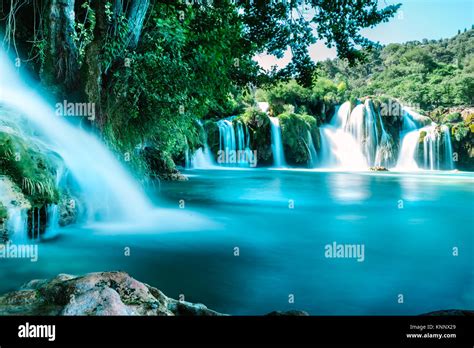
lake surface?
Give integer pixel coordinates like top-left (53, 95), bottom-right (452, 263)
top-left (1, 169), bottom-right (473, 315)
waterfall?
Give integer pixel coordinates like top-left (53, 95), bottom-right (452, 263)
top-left (0, 180), bottom-right (29, 242)
top-left (185, 148), bottom-right (190, 169)
top-left (319, 99), bottom-right (391, 169)
top-left (421, 125), bottom-right (454, 170)
top-left (330, 101), bottom-right (351, 128)
top-left (190, 145), bottom-right (215, 169)
top-left (269, 117), bottom-right (286, 167)
top-left (344, 100), bottom-right (391, 166)
top-left (0, 50), bottom-right (152, 227)
top-left (395, 129), bottom-right (421, 171)
top-left (5, 208), bottom-right (28, 242)
top-left (396, 106), bottom-right (455, 171)
top-left (217, 119), bottom-right (237, 156)
top-left (188, 121), bottom-right (216, 169)
top-left (307, 131), bottom-right (318, 168)
top-left (442, 125), bottom-right (455, 170)
top-left (319, 127), bottom-right (368, 170)
top-left (215, 117), bottom-right (255, 167)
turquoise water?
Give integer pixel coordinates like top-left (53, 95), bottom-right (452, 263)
top-left (1, 170), bottom-right (473, 315)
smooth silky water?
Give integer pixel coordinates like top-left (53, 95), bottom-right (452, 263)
top-left (1, 169), bottom-right (472, 315)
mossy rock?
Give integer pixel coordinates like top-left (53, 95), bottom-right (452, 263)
top-left (0, 131), bottom-right (59, 207)
top-left (419, 130), bottom-right (427, 143)
top-left (443, 112), bottom-right (462, 124)
top-left (240, 107), bottom-right (273, 166)
top-left (279, 112), bottom-right (319, 166)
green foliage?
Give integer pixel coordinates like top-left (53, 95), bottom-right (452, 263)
top-left (264, 78), bottom-right (342, 123)
top-left (452, 124), bottom-right (470, 141)
top-left (74, 1), bottom-right (96, 65)
top-left (240, 107), bottom-right (273, 165)
top-left (443, 112), bottom-right (462, 124)
top-left (318, 30), bottom-right (474, 109)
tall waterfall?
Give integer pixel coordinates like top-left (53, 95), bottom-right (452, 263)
top-left (269, 117), bottom-right (286, 167)
top-left (0, 50), bottom-right (152, 228)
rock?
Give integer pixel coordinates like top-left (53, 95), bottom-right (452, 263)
top-left (266, 310), bottom-right (309, 316)
top-left (58, 193), bottom-right (80, 227)
top-left (0, 271), bottom-right (226, 316)
top-left (0, 176), bottom-right (31, 211)
top-left (158, 172), bottom-right (188, 181)
top-left (369, 166), bottom-right (389, 171)
top-left (420, 309), bottom-right (474, 316)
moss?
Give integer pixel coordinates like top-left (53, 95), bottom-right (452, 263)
top-left (240, 107), bottom-right (273, 165)
top-left (279, 112), bottom-right (319, 166)
top-left (0, 132), bottom-right (59, 207)
top-left (418, 130), bottom-right (427, 143)
top-left (442, 112), bottom-right (462, 124)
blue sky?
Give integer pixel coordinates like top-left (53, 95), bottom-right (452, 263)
top-left (255, 0), bottom-right (474, 70)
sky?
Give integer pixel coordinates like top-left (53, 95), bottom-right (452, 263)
top-left (255, 0), bottom-right (474, 70)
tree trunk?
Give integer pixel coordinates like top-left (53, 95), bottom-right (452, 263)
top-left (126, 0), bottom-right (150, 49)
top-left (83, 0), bottom-right (107, 128)
top-left (41, 0), bottom-right (79, 96)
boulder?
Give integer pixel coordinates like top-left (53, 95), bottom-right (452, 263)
top-left (369, 166), bottom-right (389, 171)
top-left (0, 271), bottom-right (225, 316)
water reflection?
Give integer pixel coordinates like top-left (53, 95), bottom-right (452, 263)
top-left (327, 173), bottom-right (370, 203)
top-left (399, 176), bottom-right (438, 201)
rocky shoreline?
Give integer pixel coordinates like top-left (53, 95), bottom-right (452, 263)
top-left (0, 271), bottom-right (471, 316)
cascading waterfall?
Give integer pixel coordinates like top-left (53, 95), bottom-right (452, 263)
top-left (0, 49), bottom-right (152, 234)
top-left (318, 99), bottom-right (456, 171)
top-left (217, 119), bottom-right (237, 156)
top-left (422, 125), bottom-right (454, 170)
top-left (319, 126), bottom-right (368, 169)
top-left (215, 117), bottom-right (254, 167)
top-left (268, 117), bottom-right (286, 167)
top-left (319, 101), bottom-right (370, 170)
top-left (344, 100), bottom-right (392, 167)
top-left (396, 108), bottom-right (454, 171)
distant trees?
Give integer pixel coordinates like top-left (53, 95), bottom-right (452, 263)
top-left (318, 29), bottom-right (474, 109)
